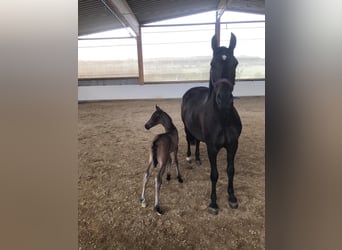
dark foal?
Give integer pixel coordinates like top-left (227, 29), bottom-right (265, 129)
top-left (181, 79), bottom-right (242, 215)
top-left (140, 105), bottom-right (183, 215)
top-left (185, 33), bottom-right (239, 166)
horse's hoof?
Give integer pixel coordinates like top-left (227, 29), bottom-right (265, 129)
top-left (229, 202), bottom-right (238, 209)
top-left (154, 206), bottom-right (163, 215)
top-left (228, 197), bottom-right (238, 209)
top-left (141, 200), bottom-right (147, 208)
top-left (208, 206), bottom-right (219, 215)
top-left (186, 157), bottom-right (192, 163)
top-left (229, 201), bottom-right (238, 209)
top-left (195, 159), bottom-right (202, 166)
top-left (166, 174), bottom-right (171, 181)
top-left (208, 203), bottom-right (219, 215)
top-left (177, 176), bottom-right (183, 183)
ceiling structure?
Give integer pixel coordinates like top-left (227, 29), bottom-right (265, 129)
top-left (79, 0), bottom-right (265, 36)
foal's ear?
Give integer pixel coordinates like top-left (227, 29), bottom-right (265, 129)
top-left (211, 35), bottom-right (218, 51)
top-left (228, 33), bottom-right (236, 51)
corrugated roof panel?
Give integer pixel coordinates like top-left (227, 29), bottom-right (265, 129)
top-left (229, 0), bottom-right (265, 14)
top-left (79, 0), bottom-right (126, 36)
top-left (127, 0), bottom-right (219, 24)
top-left (78, 0), bottom-right (265, 36)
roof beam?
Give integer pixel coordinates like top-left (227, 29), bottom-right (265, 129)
top-left (104, 0), bottom-right (140, 36)
top-left (216, 0), bottom-right (234, 45)
top-left (217, 0), bottom-right (232, 19)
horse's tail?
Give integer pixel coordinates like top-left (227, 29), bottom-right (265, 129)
top-left (152, 139), bottom-right (158, 168)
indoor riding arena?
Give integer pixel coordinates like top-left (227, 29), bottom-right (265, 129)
top-left (79, 1), bottom-right (265, 249)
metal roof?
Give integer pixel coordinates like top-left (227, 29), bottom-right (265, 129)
top-left (79, 0), bottom-right (265, 36)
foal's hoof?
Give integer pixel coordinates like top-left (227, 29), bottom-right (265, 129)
top-left (177, 176), bottom-right (183, 183)
top-left (208, 204), bottom-right (219, 215)
top-left (228, 197), bottom-right (238, 209)
top-left (195, 159), bottom-right (202, 166)
top-left (141, 199), bottom-right (147, 208)
top-left (166, 174), bottom-right (171, 181)
top-left (154, 205), bottom-right (164, 216)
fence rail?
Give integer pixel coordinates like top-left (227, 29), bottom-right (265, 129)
top-left (78, 21), bottom-right (264, 82)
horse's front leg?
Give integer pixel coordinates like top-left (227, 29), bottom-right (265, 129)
top-left (207, 145), bottom-right (219, 215)
top-left (226, 142), bottom-right (238, 209)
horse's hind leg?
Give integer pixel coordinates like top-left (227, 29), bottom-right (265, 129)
top-left (166, 158), bottom-right (171, 181)
top-left (186, 142), bottom-right (192, 163)
top-left (226, 142), bottom-right (238, 209)
top-left (154, 163), bottom-right (166, 215)
top-left (140, 162), bottom-right (153, 208)
top-left (195, 140), bottom-right (202, 165)
top-left (184, 127), bottom-right (193, 163)
top-left (173, 150), bottom-right (183, 183)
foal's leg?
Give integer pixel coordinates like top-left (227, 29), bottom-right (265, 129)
top-left (173, 149), bottom-right (183, 183)
top-left (140, 162), bottom-right (153, 208)
top-left (226, 142), bottom-right (239, 209)
top-left (154, 163), bottom-right (166, 215)
top-left (207, 145), bottom-right (219, 215)
top-left (195, 140), bottom-right (202, 166)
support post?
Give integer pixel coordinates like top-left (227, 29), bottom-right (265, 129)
top-left (215, 12), bottom-right (221, 47)
top-left (215, 0), bottom-right (229, 46)
top-left (137, 26), bottom-right (144, 85)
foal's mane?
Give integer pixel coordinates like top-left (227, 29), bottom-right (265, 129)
top-left (161, 110), bottom-right (176, 131)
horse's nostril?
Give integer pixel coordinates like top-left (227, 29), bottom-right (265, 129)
top-left (145, 124), bottom-right (150, 130)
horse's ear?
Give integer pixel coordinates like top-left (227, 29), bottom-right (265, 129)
top-left (211, 35), bottom-right (218, 51)
top-left (155, 105), bottom-right (161, 111)
top-left (228, 33), bottom-right (236, 51)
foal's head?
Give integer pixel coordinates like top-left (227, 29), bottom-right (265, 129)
top-left (145, 105), bottom-right (171, 130)
top-left (210, 33), bottom-right (239, 86)
top-left (213, 79), bottom-right (234, 110)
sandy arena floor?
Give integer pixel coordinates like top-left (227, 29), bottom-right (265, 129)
top-left (78, 96), bottom-right (265, 249)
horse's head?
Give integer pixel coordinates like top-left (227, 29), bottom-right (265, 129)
top-left (144, 105), bottom-right (164, 130)
top-left (210, 33), bottom-right (239, 87)
top-left (213, 79), bottom-right (234, 110)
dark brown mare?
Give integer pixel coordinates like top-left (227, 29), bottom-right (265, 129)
top-left (181, 34), bottom-right (241, 215)
top-left (140, 105), bottom-right (183, 215)
top-left (184, 33), bottom-right (239, 166)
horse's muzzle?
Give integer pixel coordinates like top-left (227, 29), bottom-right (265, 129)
top-left (145, 124), bottom-right (151, 130)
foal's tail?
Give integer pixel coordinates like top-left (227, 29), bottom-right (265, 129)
top-left (152, 139), bottom-right (158, 168)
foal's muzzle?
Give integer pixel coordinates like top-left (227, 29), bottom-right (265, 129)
top-left (144, 123), bottom-right (151, 130)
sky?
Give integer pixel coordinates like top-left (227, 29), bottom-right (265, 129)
top-left (78, 11), bottom-right (265, 61)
